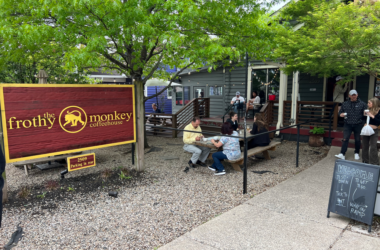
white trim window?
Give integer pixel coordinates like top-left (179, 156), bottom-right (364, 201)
top-left (167, 87), bottom-right (173, 99)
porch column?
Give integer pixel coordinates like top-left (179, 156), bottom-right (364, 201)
top-left (290, 71), bottom-right (299, 125)
top-left (276, 69), bottom-right (288, 134)
top-left (247, 67), bottom-right (252, 100)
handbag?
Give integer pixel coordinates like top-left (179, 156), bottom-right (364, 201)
top-left (361, 115), bottom-right (375, 136)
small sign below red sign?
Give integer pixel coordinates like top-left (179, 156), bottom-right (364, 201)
top-left (67, 153), bottom-right (96, 172)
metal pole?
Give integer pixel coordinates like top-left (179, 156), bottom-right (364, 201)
top-left (243, 126), bottom-right (248, 194)
top-left (132, 143), bottom-right (135, 165)
top-left (329, 118), bottom-right (332, 146)
top-left (296, 124), bottom-right (300, 168)
top-left (243, 51), bottom-right (249, 194)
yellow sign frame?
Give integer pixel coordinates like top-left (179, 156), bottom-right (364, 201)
top-left (67, 153), bottom-right (96, 172)
top-left (0, 84), bottom-right (136, 163)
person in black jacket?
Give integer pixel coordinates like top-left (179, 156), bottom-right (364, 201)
top-left (362, 98), bottom-right (380, 165)
top-left (335, 90), bottom-right (367, 160)
top-left (226, 112), bottom-right (239, 131)
top-left (248, 113), bottom-right (270, 150)
top-left (0, 146), bottom-right (5, 228)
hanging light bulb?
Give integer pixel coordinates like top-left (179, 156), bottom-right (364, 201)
top-left (55, 77), bottom-right (57, 80)
top-left (113, 78), bottom-right (116, 82)
top-left (74, 78), bottom-right (77, 82)
top-left (188, 72), bottom-right (191, 75)
top-left (229, 60), bottom-right (232, 64)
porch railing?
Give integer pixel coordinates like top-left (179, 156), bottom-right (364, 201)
top-left (146, 98), bottom-right (210, 138)
top-left (261, 100), bottom-right (339, 130)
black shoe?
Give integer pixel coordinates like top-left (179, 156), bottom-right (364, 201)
top-left (208, 166), bottom-right (216, 172)
top-left (214, 170), bottom-right (226, 176)
top-left (188, 160), bottom-right (196, 168)
top-left (196, 160), bottom-right (207, 167)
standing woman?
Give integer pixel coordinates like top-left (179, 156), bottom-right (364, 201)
top-left (248, 113), bottom-right (270, 150)
top-left (362, 98), bottom-right (380, 165)
top-left (226, 112), bottom-right (239, 131)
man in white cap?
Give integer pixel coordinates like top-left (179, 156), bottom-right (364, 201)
top-left (335, 89), bottom-right (367, 160)
top-left (230, 91), bottom-right (245, 113)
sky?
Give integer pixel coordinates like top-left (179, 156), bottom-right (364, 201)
top-left (270, 0), bottom-right (291, 12)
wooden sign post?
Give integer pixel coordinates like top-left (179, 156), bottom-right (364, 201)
top-left (328, 159), bottom-right (380, 232)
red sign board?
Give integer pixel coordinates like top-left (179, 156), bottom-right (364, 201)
top-left (67, 153), bottom-right (96, 172)
top-left (0, 84), bottom-right (136, 163)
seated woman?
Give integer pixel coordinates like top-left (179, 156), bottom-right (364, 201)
top-left (209, 122), bottom-right (241, 176)
top-left (226, 111), bottom-right (239, 131)
top-left (248, 113), bottom-right (270, 150)
top-left (246, 91), bottom-right (261, 118)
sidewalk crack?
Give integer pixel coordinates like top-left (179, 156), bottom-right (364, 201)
top-left (328, 224), bottom-right (348, 249)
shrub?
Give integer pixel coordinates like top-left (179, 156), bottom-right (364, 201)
top-left (17, 187), bottom-right (31, 198)
top-left (44, 180), bottom-right (60, 191)
top-left (100, 169), bottom-right (113, 180)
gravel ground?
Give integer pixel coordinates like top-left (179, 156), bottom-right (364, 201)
top-left (0, 136), bottom-right (329, 249)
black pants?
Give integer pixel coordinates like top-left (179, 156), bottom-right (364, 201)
top-left (341, 123), bottom-right (362, 155)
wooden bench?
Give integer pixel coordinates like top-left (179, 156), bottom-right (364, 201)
top-left (14, 153), bottom-right (82, 176)
top-left (226, 141), bottom-right (281, 172)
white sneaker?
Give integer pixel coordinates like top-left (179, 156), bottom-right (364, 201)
top-left (335, 153), bottom-right (345, 160)
top-left (355, 154), bottom-right (360, 160)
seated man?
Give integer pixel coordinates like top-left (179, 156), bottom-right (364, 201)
top-left (183, 117), bottom-right (211, 168)
top-left (149, 103), bottom-right (162, 124)
top-left (230, 91), bottom-right (245, 114)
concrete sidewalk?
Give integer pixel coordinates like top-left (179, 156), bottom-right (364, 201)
top-left (160, 147), bottom-right (380, 250)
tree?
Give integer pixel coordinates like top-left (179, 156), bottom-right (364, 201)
top-left (274, 1), bottom-right (380, 82)
top-left (0, 56), bottom-right (91, 84)
top-left (0, 0), bottom-right (281, 171)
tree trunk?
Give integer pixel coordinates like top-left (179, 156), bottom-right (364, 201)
top-left (144, 126), bottom-right (150, 148)
top-left (135, 82), bottom-right (145, 171)
top-left (2, 172), bottom-right (7, 203)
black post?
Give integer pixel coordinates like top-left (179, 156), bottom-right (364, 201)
top-left (243, 51), bottom-right (249, 194)
top-left (243, 135), bottom-right (248, 194)
top-left (132, 143), bottom-right (135, 165)
top-left (329, 118), bottom-right (332, 146)
top-left (296, 124), bottom-right (300, 168)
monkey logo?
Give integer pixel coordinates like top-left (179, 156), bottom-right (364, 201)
top-left (63, 111), bottom-right (85, 127)
top-left (59, 106), bottom-right (87, 133)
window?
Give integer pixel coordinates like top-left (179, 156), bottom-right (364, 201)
top-left (209, 86), bottom-right (223, 96)
top-left (175, 87), bottom-right (183, 105)
top-left (167, 87), bottom-right (173, 99)
top-left (184, 87), bottom-right (190, 104)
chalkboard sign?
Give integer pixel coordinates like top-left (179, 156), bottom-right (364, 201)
top-left (328, 159), bottom-right (380, 232)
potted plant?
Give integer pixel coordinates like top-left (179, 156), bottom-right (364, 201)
top-left (309, 127), bottom-right (325, 147)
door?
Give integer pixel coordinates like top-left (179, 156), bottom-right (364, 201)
top-left (194, 87), bottom-right (206, 99)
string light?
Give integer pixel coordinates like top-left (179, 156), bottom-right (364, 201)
top-left (113, 78), bottom-right (116, 82)
top-left (188, 72), bottom-right (191, 75)
top-left (252, 68), bottom-right (279, 86)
